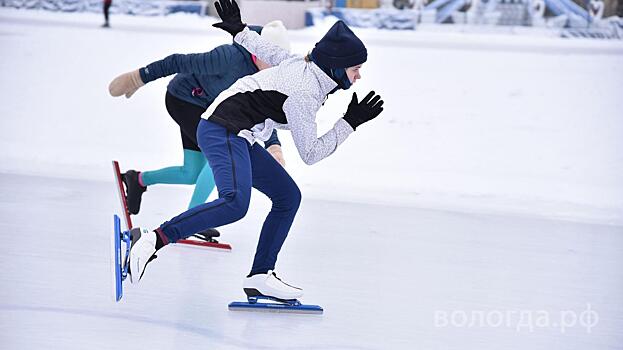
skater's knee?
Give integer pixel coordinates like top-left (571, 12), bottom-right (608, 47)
top-left (222, 189), bottom-right (250, 220)
top-left (273, 182), bottom-right (301, 213)
top-left (177, 166), bottom-right (202, 184)
top-left (180, 150), bottom-right (207, 184)
top-left (289, 184), bottom-right (302, 209)
top-left (230, 197), bottom-right (250, 221)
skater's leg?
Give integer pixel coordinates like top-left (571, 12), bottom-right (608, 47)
top-left (140, 92), bottom-right (206, 186)
top-left (124, 149), bottom-right (204, 215)
top-left (242, 147), bottom-right (303, 300)
top-left (140, 149), bottom-right (206, 186)
top-left (124, 93), bottom-right (207, 214)
top-left (102, 1), bottom-right (111, 26)
top-left (157, 120), bottom-right (252, 244)
top-left (129, 120), bottom-right (251, 283)
top-left (187, 162), bottom-right (216, 209)
top-left (248, 144), bottom-right (301, 275)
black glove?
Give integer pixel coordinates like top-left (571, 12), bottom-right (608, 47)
top-left (212, 0), bottom-right (246, 37)
top-left (343, 91), bottom-right (384, 131)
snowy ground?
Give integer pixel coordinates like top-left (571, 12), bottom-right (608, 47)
top-left (1, 8), bottom-right (622, 349)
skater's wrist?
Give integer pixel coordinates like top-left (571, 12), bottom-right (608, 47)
top-left (267, 144), bottom-right (286, 167)
top-left (264, 139), bottom-right (281, 149)
top-left (138, 67), bottom-right (150, 84)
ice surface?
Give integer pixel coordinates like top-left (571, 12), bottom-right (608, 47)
top-left (1, 8), bottom-right (622, 349)
top-left (1, 173), bottom-right (622, 349)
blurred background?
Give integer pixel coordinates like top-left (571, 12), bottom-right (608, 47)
top-left (2, 0), bottom-right (623, 35)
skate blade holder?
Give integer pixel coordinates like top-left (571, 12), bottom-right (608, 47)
top-left (176, 237), bottom-right (232, 251)
top-left (112, 215), bottom-right (133, 302)
top-left (228, 296), bottom-right (323, 314)
top-left (248, 295), bottom-right (301, 306)
top-left (120, 230), bottom-right (132, 281)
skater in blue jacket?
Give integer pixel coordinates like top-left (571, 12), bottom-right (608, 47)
top-left (109, 21), bottom-right (290, 239)
top-left (127, 0), bottom-right (384, 302)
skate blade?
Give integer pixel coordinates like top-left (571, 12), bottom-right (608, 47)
top-left (112, 160), bottom-right (133, 230)
top-left (228, 301), bottom-right (323, 315)
top-left (176, 239), bottom-right (232, 251)
top-left (110, 215), bottom-right (123, 302)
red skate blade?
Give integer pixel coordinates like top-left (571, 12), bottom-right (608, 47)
top-left (176, 239), bottom-right (232, 251)
top-left (112, 160), bottom-right (132, 230)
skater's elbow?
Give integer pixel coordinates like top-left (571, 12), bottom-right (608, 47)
top-left (300, 153), bottom-right (320, 166)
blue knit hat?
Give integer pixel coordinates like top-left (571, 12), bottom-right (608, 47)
top-left (311, 21), bottom-right (367, 69)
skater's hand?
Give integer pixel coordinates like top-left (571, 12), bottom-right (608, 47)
top-left (108, 69), bottom-right (145, 99)
top-left (212, 0), bottom-right (246, 37)
top-left (342, 91), bottom-right (384, 131)
top-left (267, 144), bottom-right (286, 167)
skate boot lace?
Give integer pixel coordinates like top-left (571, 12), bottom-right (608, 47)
top-left (129, 252), bottom-right (158, 280)
top-left (270, 271), bottom-right (302, 290)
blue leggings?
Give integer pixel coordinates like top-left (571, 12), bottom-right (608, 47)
top-left (158, 120), bottom-right (301, 274)
top-left (141, 93), bottom-right (216, 209)
top-left (140, 150), bottom-right (215, 209)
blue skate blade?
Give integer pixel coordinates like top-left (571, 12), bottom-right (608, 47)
top-left (228, 301), bottom-right (323, 315)
top-left (113, 215), bottom-right (123, 302)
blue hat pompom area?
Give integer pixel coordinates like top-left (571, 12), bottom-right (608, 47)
top-left (311, 21), bottom-right (367, 70)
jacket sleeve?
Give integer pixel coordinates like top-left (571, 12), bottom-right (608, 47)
top-left (233, 27), bottom-right (296, 67)
top-left (263, 129), bottom-right (281, 148)
top-left (139, 45), bottom-right (237, 83)
top-left (283, 93), bottom-right (354, 165)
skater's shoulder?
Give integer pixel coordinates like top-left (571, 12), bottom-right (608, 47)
top-left (213, 43), bottom-right (246, 58)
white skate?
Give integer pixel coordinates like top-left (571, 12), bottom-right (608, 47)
top-left (243, 270), bottom-right (304, 301)
top-left (128, 227), bottom-right (157, 284)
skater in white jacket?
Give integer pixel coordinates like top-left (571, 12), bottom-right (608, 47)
top-left (127, 0), bottom-right (384, 302)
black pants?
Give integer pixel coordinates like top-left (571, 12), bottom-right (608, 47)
top-left (165, 92), bottom-right (205, 152)
top-left (103, 1), bottom-right (111, 23)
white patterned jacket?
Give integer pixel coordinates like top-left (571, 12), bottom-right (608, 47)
top-left (202, 27), bottom-right (354, 165)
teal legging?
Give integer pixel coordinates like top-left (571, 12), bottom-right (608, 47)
top-left (141, 149), bottom-right (215, 209)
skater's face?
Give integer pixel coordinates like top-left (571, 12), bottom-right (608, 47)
top-left (346, 65), bottom-right (362, 84)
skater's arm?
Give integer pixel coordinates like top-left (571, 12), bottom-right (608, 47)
top-left (264, 130), bottom-right (285, 166)
top-left (234, 28), bottom-right (295, 67)
top-left (284, 94), bottom-right (354, 165)
top-left (211, 0), bottom-right (292, 66)
top-left (139, 46), bottom-right (238, 83)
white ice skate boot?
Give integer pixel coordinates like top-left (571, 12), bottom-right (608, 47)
top-left (243, 270), bottom-right (304, 301)
top-left (128, 227), bottom-right (157, 284)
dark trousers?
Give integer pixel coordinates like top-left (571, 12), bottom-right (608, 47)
top-left (159, 120), bottom-right (301, 274)
top-left (165, 92), bottom-right (203, 152)
top-left (103, 1), bottom-right (111, 23)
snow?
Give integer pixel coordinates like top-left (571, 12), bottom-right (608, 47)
top-left (1, 8), bottom-right (622, 349)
